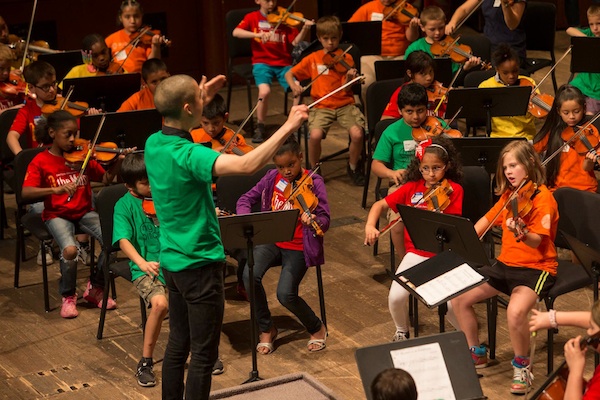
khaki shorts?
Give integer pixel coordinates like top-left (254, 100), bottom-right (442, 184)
top-left (308, 104), bottom-right (365, 138)
top-left (133, 275), bottom-right (167, 308)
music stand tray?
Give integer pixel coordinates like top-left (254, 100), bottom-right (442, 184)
top-left (571, 37), bottom-right (600, 74)
top-left (375, 57), bottom-right (453, 85)
top-left (355, 331), bottom-right (486, 400)
top-left (445, 86), bottom-right (531, 136)
top-left (38, 50), bottom-right (83, 82)
top-left (79, 109), bottom-right (162, 150)
top-left (451, 137), bottom-right (527, 175)
top-left (62, 73), bottom-right (141, 112)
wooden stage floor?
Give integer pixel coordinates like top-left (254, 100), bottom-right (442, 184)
top-left (0, 31), bottom-right (598, 399)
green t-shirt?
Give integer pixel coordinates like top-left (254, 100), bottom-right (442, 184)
top-left (145, 129), bottom-right (224, 272)
top-left (113, 191), bottom-right (163, 283)
top-left (372, 118), bottom-right (417, 170)
top-left (404, 37), bottom-right (461, 75)
top-left (569, 28), bottom-right (600, 100)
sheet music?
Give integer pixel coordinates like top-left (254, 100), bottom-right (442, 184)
top-left (390, 343), bottom-right (456, 400)
top-left (414, 263), bottom-right (483, 306)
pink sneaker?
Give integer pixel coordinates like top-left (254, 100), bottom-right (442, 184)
top-left (60, 294), bottom-right (79, 318)
top-left (83, 281), bottom-right (117, 310)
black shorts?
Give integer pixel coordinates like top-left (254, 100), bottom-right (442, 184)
top-left (479, 261), bottom-right (556, 299)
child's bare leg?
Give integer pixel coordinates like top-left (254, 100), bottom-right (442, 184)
top-left (452, 283), bottom-right (498, 347)
top-left (256, 83), bottom-right (271, 125)
top-left (308, 128), bottom-right (324, 167)
top-left (506, 287), bottom-right (538, 357)
top-left (348, 125), bottom-right (364, 168)
top-left (143, 294), bottom-right (169, 358)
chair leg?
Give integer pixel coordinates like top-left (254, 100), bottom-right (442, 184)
top-left (413, 296), bottom-right (419, 338)
top-left (245, 79), bottom-right (254, 135)
top-left (315, 264), bottom-right (327, 328)
top-left (487, 296), bottom-right (497, 360)
top-left (0, 182), bottom-right (5, 240)
top-left (41, 240), bottom-right (50, 312)
top-left (139, 296), bottom-right (147, 334)
top-left (14, 210), bottom-right (22, 288)
top-left (361, 154), bottom-right (372, 209)
top-left (546, 298), bottom-right (556, 375)
top-left (97, 259), bottom-right (112, 340)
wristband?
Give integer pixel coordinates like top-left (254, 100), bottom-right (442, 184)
top-left (548, 309), bottom-right (558, 329)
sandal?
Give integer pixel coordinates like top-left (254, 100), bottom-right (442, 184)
top-left (307, 328), bottom-right (328, 352)
top-left (256, 327), bottom-right (278, 355)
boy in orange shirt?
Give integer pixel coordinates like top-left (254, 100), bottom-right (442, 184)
top-left (118, 59), bottom-right (169, 112)
top-left (285, 16), bottom-right (366, 186)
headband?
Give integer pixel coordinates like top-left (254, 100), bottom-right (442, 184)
top-left (415, 139), bottom-right (448, 161)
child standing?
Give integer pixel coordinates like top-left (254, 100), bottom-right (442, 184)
top-left (232, 0), bottom-right (313, 143)
top-left (285, 16), bottom-right (366, 185)
top-left (105, 0), bottom-right (167, 74)
top-left (236, 137), bottom-right (329, 354)
top-left (533, 84), bottom-right (598, 193)
top-left (479, 44), bottom-right (537, 140)
top-left (566, 5), bottom-right (600, 115)
top-left (22, 110), bottom-right (133, 318)
top-left (365, 136), bottom-right (464, 341)
top-left (118, 58), bottom-right (169, 112)
top-left (452, 140), bottom-right (558, 394)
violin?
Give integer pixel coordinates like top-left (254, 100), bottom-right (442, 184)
top-left (505, 180), bottom-right (537, 242)
top-left (382, 0), bottom-right (419, 24)
top-left (0, 72), bottom-right (31, 100)
top-left (142, 197), bottom-right (160, 226)
top-left (266, 6), bottom-right (309, 28)
top-left (130, 26), bottom-right (171, 47)
top-left (430, 36), bottom-right (492, 70)
top-left (65, 138), bottom-right (129, 166)
top-left (518, 78), bottom-right (554, 119)
top-left (420, 179), bottom-right (453, 212)
top-left (412, 116), bottom-right (462, 142)
top-left (212, 133), bottom-right (253, 156)
top-left (560, 123), bottom-right (600, 157)
top-left (322, 48), bottom-right (356, 74)
top-left (41, 96), bottom-right (89, 117)
top-left (282, 168), bottom-right (324, 237)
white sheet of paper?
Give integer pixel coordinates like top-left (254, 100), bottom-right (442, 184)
top-left (390, 343), bottom-right (456, 400)
top-left (414, 263), bottom-right (483, 306)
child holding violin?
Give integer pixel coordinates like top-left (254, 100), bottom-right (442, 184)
top-left (452, 140), bottom-right (558, 394)
top-left (479, 44), bottom-right (537, 140)
top-left (22, 110), bottom-right (134, 318)
top-left (232, 0), bottom-right (313, 143)
top-left (236, 136), bottom-right (329, 354)
top-left (105, 0), bottom-right (167, 74)
top-left (567, 5), bottom-right (600, 116)
top-left (365, 135), bottom-right (463, 341)
top-left (533, 84), bottom-right (599, 193)
top-left (0, 44), bottom-right (26, 111)
top-left (284, 15), bottom-right (366, 185)
top-left (117, 58), bottom-right (169, 112)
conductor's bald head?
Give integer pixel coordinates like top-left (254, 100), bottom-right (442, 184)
top-left (154, 74), bottom-right (198, 120)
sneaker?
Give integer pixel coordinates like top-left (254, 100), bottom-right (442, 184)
top-left (36, 244), bottom-right (53, 266)
top-left (136, 358), bottom-right (156, 387)
top-left (252, 123), bottom-right (266, 144)
top-left (83, 281), bottom-right (117, 310)
top-left (60, 294), bottom-right (79, 318)
top-left (511, 365), bottom-right (533, 394)
top-left (392, 330), bottom-right (409, 342)
top-left (212, 358), bottom-right (224, 375)
top-left (470, 345), bottom-right (488, 369)
top-left (347, 164), bottom-right (365, 186)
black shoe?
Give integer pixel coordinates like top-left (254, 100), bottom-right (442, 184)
top-left (136, 358), bottom-right (156, 387)
top-left (347, 165), bottom-right (365, 186)
top-left (212, 358), bottom-right (224, 375)
top-left (252, 123), bottom-right (266, 143)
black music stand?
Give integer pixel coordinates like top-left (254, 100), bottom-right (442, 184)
top-left (451, 137), bottom-right (527, 175)
top-left (62, 73), bottom-right (141, 112)
top-left (79, 109), bottom-right (162, 149)
top-left (570, 37), bottom-right (600, 75)
top-left (445, 86), bottom-right (531, 136)
top-left (218, 209), bottom-right (300, 383)
top-left (38, 50), bottom-right (82, 82)
top-left (355, 331), bottom-right (486, 400)
top-left (374, 57), bottom-right (454, 85)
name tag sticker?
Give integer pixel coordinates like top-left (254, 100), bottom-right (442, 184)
top-left (411, 192), bottom-right (424, 205)
top-left (275, 179), bottom-right (289, 193)
top-left (317, 64), bottom-right (329, 74)
top-left (493, 0), bottom-right (501, 7)
top-left (371, 12), bottom-right (384, 21)
top-left (114, 50), bottom-right (127, 61)
top-left (404, 140), bottom-right (416, 152)
top-left (258, 20), bottom-right (271, 30)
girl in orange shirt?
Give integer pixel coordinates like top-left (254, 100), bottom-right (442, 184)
top-left (533, 84), bottom-right (599, 193)
top-left (105, 0), bottom-right (167, 74)
top-left (452, 140), bottom-right (558, 395)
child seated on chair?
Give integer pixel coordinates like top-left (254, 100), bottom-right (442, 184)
top-left (285, 15), bottom-right (366, 186)
top-left (117, 58), bottom-right (170, 112)
top-left (22, 110), bottom-right (133, 318)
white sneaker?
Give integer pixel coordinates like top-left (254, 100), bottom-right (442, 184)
top-left (392, 330), bottom-right (409, 342)
top-left (37, 246), bottom-right (53, 266)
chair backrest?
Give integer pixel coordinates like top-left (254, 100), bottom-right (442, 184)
top-left (459, 34), bottom-right (492, 64)
top-left (365, 78), bottom-right (404, 135)
top-left (373, 119), bottom-right (398, 149)
top-left (96, 184), bottom-right (128, 253)
top-left (225, 8), bottom-right (257, 60)
top-left (215, 164), bottom-right (275, 214)
top-left (462, 70), bottom-right (496, 133)
top-left (0, 108), bottom-right (20, 165)
top-left (524, 2), bottom-right (556, 53)
top-left (461, 166), bottom-right (491, 224)
top-left (553, 187), bottom-right (600, 250)
top-left (13, 147), bottom-right (45, 207)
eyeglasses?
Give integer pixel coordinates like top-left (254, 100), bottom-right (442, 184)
top-left (35, 81), bottom-right (58, 92)
top-left (420, 165), bottom-right (446, 174)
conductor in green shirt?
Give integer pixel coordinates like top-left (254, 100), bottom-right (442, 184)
top-left (145, 74), bottom-right (308, 399)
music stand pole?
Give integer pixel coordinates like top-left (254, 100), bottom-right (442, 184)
top-left (244, 225), bottom-right (260, 382)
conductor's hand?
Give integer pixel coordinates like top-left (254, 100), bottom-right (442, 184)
top-left (200, 75), bottom-right (226, 105)
top-left (445, 23), bottom-right (456, 36)
top-left (284, 104), bottom-right (309, 133)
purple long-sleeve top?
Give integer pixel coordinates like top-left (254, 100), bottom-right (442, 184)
top-left (236, 169), bottom-right (330, 267)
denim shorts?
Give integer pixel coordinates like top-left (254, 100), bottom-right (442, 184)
top-left (252, 63), bottom-right (291, 89)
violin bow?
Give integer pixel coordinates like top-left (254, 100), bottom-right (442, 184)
top-left (60, 85), bottom-right (75, 111)
top-left (270, 0), bottom-right (298, 40)
top-left (532, 46), bottom-right (572, 93)
top-left (433, 66), bottom-right (463, 115)
top-left (525, 300), bottom-right (542, 400)
top-left (110, 26), bottom-right (153, 73)
top-left (300, 45), bottom-right (354, 94)
top-left (219, 98), bottom-right (263, 154)
top-left (541, 110), bottom-right (600, 167)
top-left (453, 0), bottom-right (484, 33)
top-left (307, 75), bottom-right (363, 109)
top-left (20, 0), bottom-right (39, 72)
top-left (67, 114), bottom-right (106, 202)
top-left (382, 0), bottom-right (408, 22)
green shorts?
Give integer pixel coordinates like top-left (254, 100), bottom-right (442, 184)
top-left (308, 104), bottom-right (365, 138)
top-left (133, 275), bottom-right (167, 308)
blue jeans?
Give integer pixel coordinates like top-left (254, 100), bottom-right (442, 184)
top-left (243, 244), bottom-right (321, 334)
top-left (45, 212), bottom-right (104, 296)
top-left (162, 262), bottom-right (224, 400)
